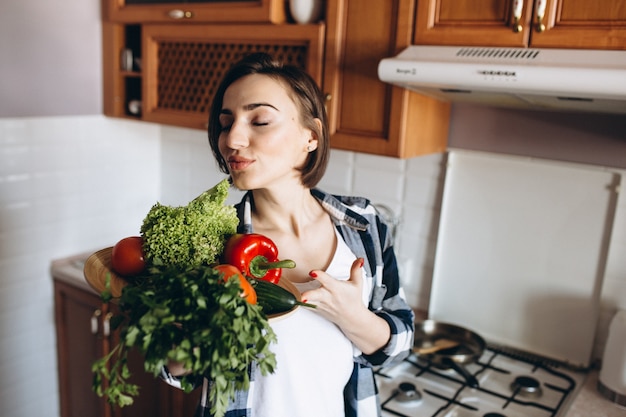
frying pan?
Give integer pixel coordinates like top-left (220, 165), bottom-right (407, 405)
top-left (413, 320), bottom-right (485, 388)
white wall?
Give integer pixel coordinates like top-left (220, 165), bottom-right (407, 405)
top-left (0, 0), bottom-right (108, 413)
top-left (0, 1), bottom-right (102, 117)
top-left (0, 116), bottom-right (160, 416)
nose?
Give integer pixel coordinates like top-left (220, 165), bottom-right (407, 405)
top-left (222, 121), bottom-right (249, 150)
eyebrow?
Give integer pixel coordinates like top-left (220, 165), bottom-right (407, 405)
top-left (220, 102), bottom-right (279, 115)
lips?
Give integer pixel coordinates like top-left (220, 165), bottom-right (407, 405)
top-left (227, 156), bottom-right (254, 171)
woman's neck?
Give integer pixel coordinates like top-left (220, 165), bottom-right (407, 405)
top-left (250, 186), bottom-right (322, 237)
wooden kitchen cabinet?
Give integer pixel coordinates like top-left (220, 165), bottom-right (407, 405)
top-left (140, 23), bottom-right (325, 130)
top-left (414, 0), bottom-right (626, 50)
top-left (54, 280), bottom-right (109, 417)
top-left (104, 0), bottom-right (287, 24)
top-left (322, 0), bottom-right (450, 157)
top-left (54, 279), bottom-right (200, 417)
top-left (102, 0), bottom-right (450, 158)
top-left (103, 22), bottom-right (324, 128)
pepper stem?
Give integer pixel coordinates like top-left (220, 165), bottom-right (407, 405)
top-left (249, 256), bottom-right (295, 279)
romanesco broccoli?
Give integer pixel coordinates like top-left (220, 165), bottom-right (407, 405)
top-left (140, 179), bottom-right (239, 269)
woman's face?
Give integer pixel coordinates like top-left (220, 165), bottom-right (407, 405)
top-left (217, 74), bottom-right (316, 191)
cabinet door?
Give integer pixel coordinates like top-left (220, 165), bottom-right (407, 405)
top-left (141, 23), bottom-right (325, 130)
top-left (324, 0), bottom-right (450, 158)
top-left (414, 0), bottom-right (535, 47)
top-left (105, 0), bottom-right (286, 24)
top-left (55, 281), bottom-right (109, 417)
top-left (54, 281), bottom-right (200, 417)
top-left (414, 0), bottom-right (626, 50)
top-left (530, 0), bottom-right (626, 49)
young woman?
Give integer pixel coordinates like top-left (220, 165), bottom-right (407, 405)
top-left (164, 52), bottom-right (415, 417)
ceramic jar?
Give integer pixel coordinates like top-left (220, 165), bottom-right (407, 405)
top-left (289, 0), bottom-right (324, 24)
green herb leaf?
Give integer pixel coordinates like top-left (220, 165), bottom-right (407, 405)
top-left (92, 264), bottom-right (276, 417)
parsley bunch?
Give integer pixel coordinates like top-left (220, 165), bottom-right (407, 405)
top-left (93, 264), bottom-right (277, 417)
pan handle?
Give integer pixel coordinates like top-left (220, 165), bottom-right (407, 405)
top-left (442, 358), bottom-right (479, 388)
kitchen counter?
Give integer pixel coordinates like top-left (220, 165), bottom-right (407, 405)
top-left (51, 250), bottom-right (98, 294)
top-left (567, 370), bottom-right (625, 417)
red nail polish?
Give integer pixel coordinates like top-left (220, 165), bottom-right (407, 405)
top-left (309, 271), bottom-right (317, 278)
top-left (302, 298), bottom-right (308, 303)
top-left (359, 258), bottom-right (364, 268)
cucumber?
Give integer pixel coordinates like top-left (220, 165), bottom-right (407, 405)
top-left (250, 278), bottom-right (316, 315)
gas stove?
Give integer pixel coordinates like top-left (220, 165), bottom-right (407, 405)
top-left (374, 151), bottom-right (616, 416)
top-left (375, 345), bottom-right (587, 417)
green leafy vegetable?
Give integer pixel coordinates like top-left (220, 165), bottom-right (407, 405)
top-left (93, 180), bottom-right (275, 417)
top-left (140, 179), bottom-right (239, 269)
top-left (93, 264), bottom-right (277, 417)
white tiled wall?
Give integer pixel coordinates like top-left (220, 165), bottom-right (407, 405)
top-left (0, 116), bottom-right (160, 417)
top-left (0, 116), bottom-right (624, 417)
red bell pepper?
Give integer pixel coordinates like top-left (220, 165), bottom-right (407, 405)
top-left (222, 233), bottom-right (295, 284)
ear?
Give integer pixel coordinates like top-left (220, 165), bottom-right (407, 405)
top-left (305, 118), bottom-right (322, 152)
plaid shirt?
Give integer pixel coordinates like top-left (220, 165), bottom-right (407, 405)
top-left (162, 189), bottom-right (415, 417)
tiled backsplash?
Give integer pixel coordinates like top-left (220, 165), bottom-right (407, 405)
top-left (0, 116), bottom-right (161, 416)
top-left (0, 115), bottom-right (624, 417)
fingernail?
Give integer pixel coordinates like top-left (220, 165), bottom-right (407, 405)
top-left (309, 271), bottom-right (317, 278)
top-left (359, 258), bottom-right (364, 268)
top-left (302, 298), bottom-right (308, 303)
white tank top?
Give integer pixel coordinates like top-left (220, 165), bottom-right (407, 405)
top-left (251, 229), bottom-right (369, 417)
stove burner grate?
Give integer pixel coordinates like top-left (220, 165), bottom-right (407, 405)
top-left (376, 345), bottom-right (583, 417)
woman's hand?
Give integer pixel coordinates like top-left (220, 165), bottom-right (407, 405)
top-left (301, 258), bottom-right (365, 321)
top-left (301, 258), bottom-right (391, 355)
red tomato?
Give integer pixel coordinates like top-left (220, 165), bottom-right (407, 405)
top-left (214, 264), bottom-right (257, 305)
top-left (111, 236), bottom-right (146, 277)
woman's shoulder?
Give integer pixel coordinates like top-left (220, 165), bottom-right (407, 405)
top-left (311, 189), bottom-right (385, 235)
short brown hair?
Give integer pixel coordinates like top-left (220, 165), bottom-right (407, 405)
top-left (207, 52), bottom-right (329, 188)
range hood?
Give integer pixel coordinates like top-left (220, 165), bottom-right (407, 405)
top-left (378, 46), bottom-right (626, 114)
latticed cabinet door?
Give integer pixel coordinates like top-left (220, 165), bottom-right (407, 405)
top-left (141, 24), bottom-right (325, 130)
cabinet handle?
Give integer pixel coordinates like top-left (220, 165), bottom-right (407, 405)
top-left (103, 312), bottom-right (114, 337)
top-left (534, 0), bottom-right (547, 32)
top-left (511, 0), bottom-right (523, 33)
top-left (168, 9), bottom-right (194, 19)
top-left (90, 309), bottom-right (102, 334)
